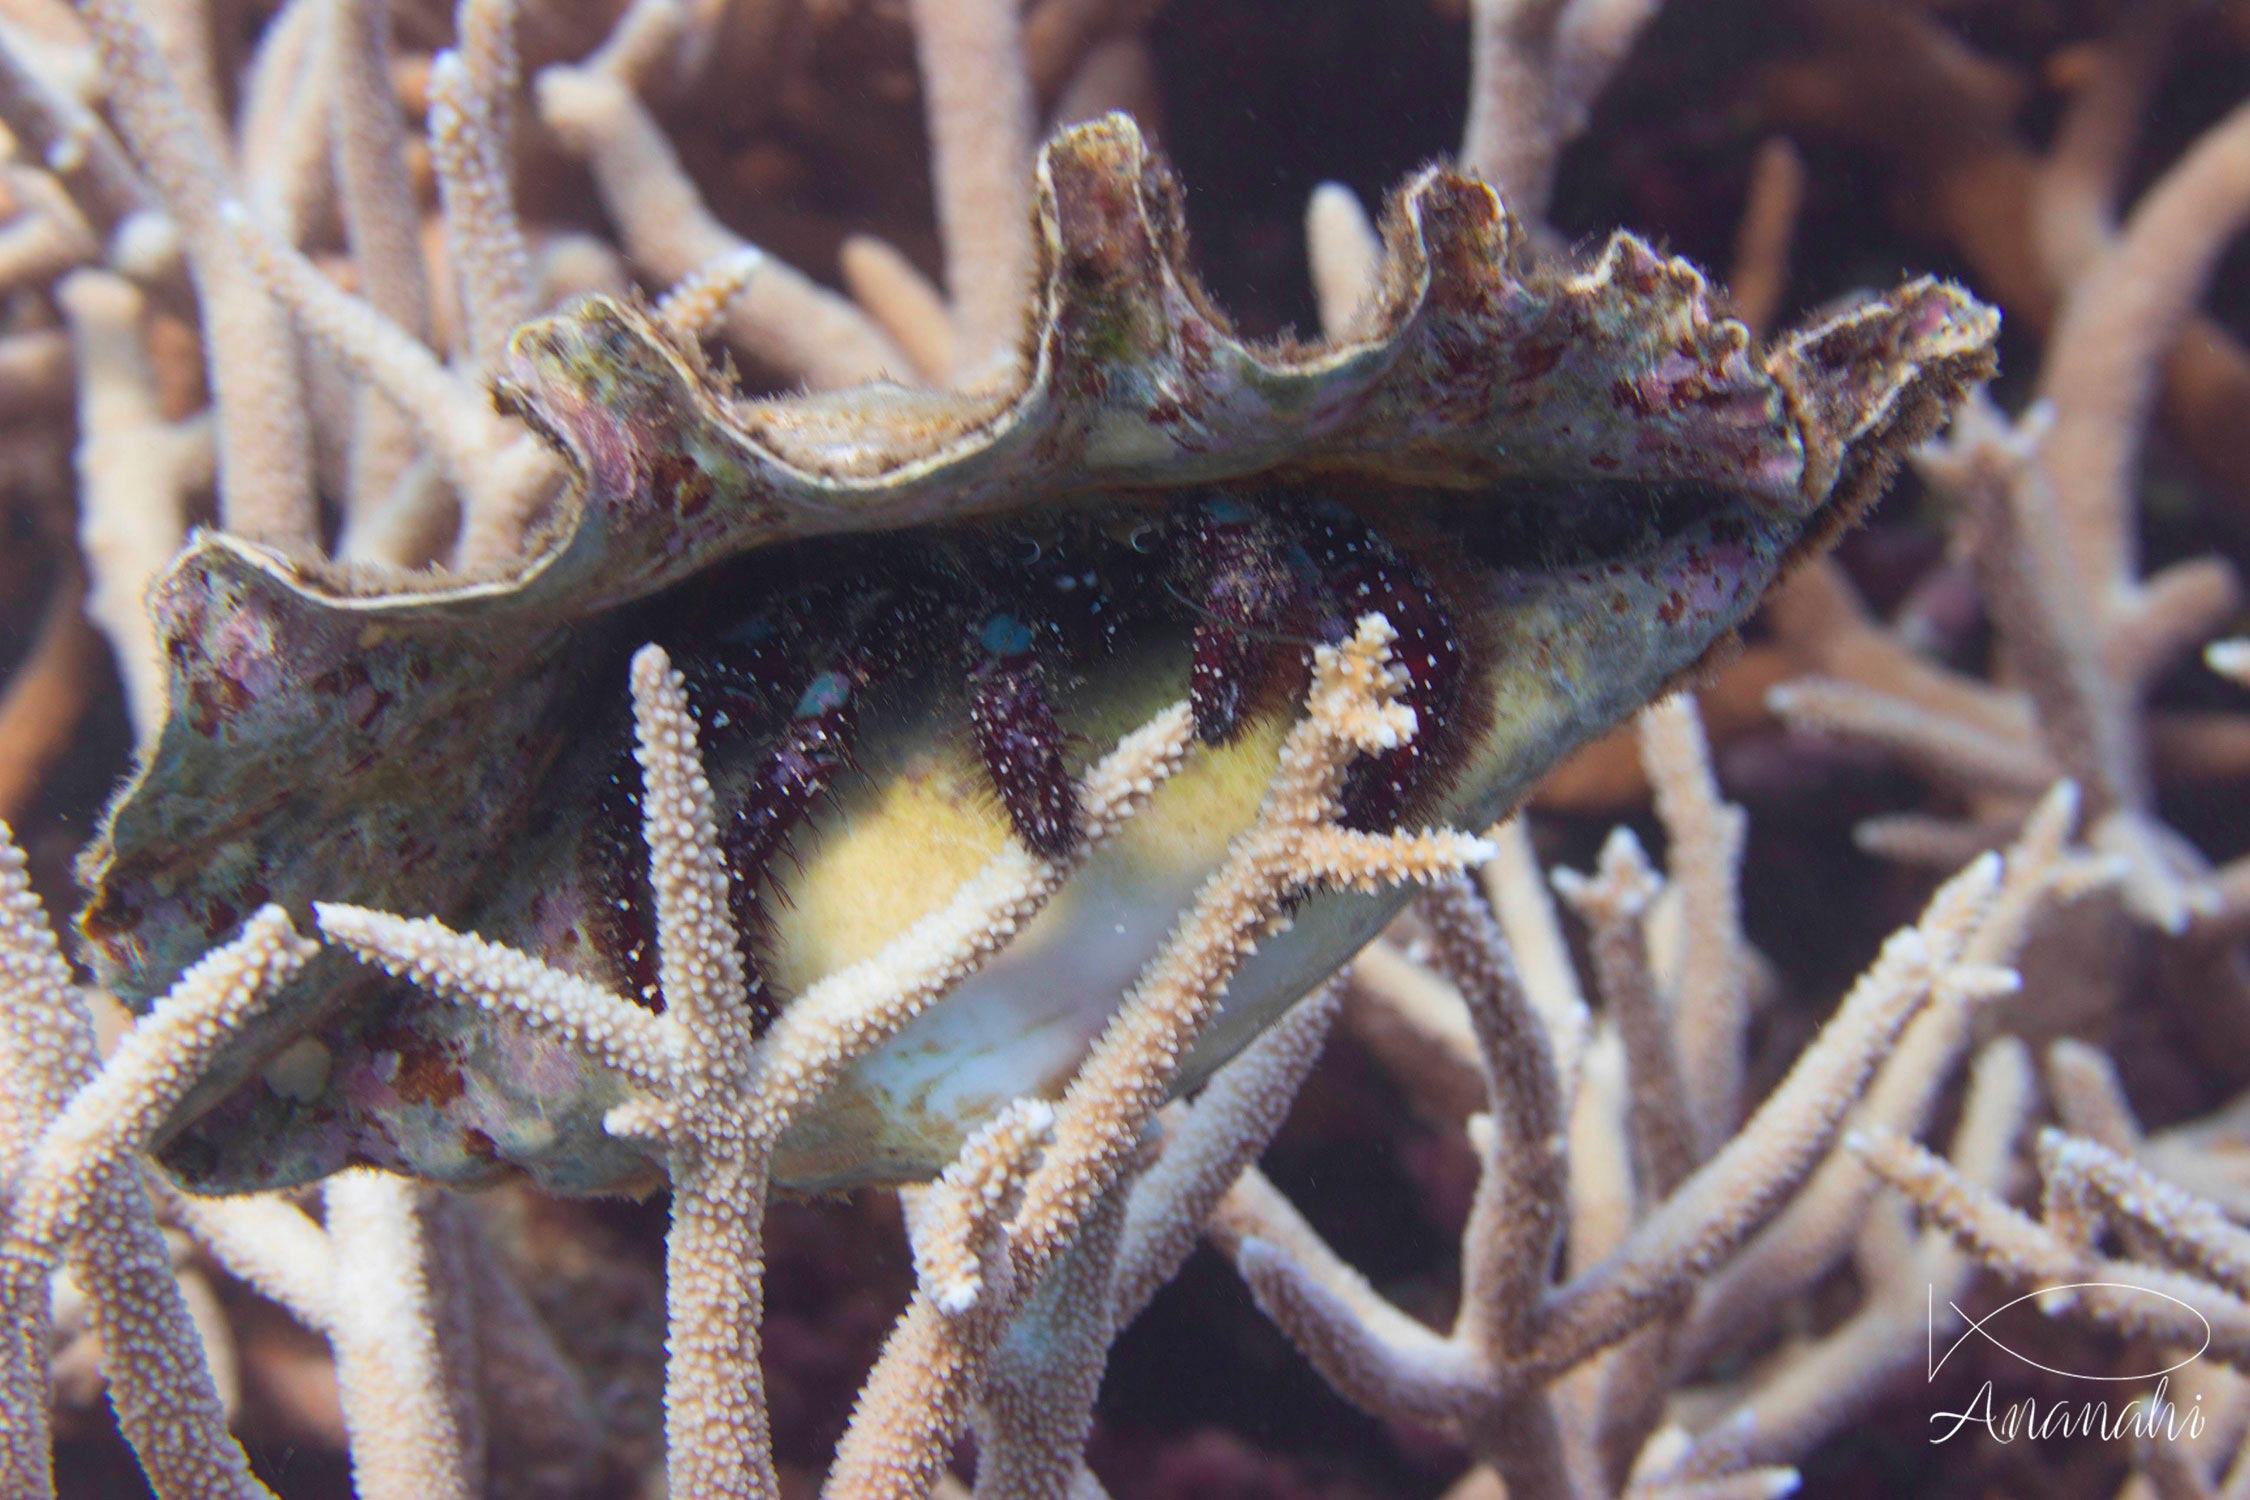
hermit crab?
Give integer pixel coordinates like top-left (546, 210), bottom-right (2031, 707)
top-left (77, 117), bottom-right (1996, 1196)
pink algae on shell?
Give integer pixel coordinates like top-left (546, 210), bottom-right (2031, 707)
top-left (75, 116), bottom-right (1998, 1195)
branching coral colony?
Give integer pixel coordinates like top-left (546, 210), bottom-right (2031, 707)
top-left (0, 0), bottom-right (2244, 1498)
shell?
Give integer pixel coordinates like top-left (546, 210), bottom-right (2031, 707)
top-left (77, 117), bottom-right (1997, 1195)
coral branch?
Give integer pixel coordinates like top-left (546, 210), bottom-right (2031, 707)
top-left (0, 880), bottom-right (309, 1500)
top-left (313, 905), bottom-right (680, 1087)
top-left (2038, 97), bottom-right (2250, 593)
top-left (427, 0), bottom-right (534, 365)
top-left (75, 0), bottom-right (317, 549)
top-left (1527, 856), bottom-right (2013, 1378)
top-left (1306, 182), bottom-right (1380, 342)
top-left (325, 1173), bottom-right (474, 1500)
top-left (1638, 695), bottom-right (1750, 1147)
top-left (827, 616), bottom-right (1491, 1499)
top-left (56, 269), bottom-right (197, 738)
top-left (534, 64), bottom-right (907, 389)
top-left (907, 0), bottom-right (1036, 377)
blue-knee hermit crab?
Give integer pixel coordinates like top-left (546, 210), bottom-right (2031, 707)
top-left (77, 117), bottom-right (1996, 1196)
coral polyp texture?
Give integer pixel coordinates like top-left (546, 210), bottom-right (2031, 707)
top-left (3, 1), bottom-right (2247, 1499)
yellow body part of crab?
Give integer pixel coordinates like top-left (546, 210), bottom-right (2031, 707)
top-left (753, 564), bottom-right (1640, 1190)
top-left (761, 652), bottom-right (1320, 1189)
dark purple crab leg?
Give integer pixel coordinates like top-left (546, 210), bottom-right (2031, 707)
top-left (1185, 496), bottom-right (1298, 746)
top-left (967, 610), bottom-right (1080, 861)
top-left (586, 735), bottom-right (667, 1010)
top-left (718, 665), bottom-right (859, 909)
top-left (586, 629), bottom-right (860, 1027)
top-left (1300, 506), bottom-right (1469, 830)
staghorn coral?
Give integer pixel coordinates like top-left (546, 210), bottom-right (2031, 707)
top-left (1224, 699), bottom-right (2069, 1499)
top-left (1757, 34), bottom-right (2250, 1074)
top-left (1, 2), bottom-right (2247, 1500)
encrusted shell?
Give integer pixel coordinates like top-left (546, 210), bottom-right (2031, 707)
top-left (79, 117), bottom-right (1997, 1195)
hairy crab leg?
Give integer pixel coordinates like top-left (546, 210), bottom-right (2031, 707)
top-left (1301, 505), bottom-right (1469, 830)
top-left (1186, 496), bottom-right (1299, 746)
top-left (589, 622), bottom-right (866, 1029)
top-left (967, 610), bottom-right (1081, 861)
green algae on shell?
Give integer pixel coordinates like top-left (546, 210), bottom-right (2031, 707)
top-left (77, 115), bottom-right (1998, 1196)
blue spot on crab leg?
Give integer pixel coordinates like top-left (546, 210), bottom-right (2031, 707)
top-left (968, 610), bottom-right (1080, 861)
top-left (586, 624), bottom-right (864, 1029)
top-left (720, 665), bottom-right (860, 910)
